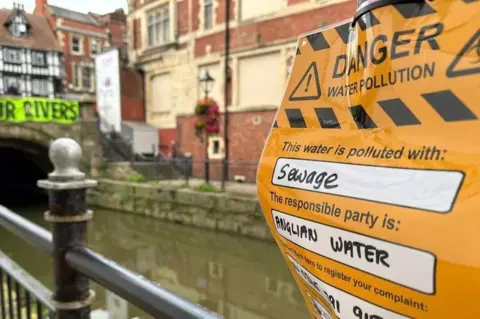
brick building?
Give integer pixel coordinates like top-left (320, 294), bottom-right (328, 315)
top-left (34, 0), bottom-right (129, 103)
top-left (32, 0), bottom-right (146, 130)
top-left (127, 0), bottom-right (356, 180)
top-left (0, 4), bottom-right (63, 97)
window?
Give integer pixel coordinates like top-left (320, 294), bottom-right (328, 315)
top-left (72, 64), bottom-right (93, 90)
top-left (4, 76), bottom-right (21, 95)
top-left (208, 136), bottom-right (224, 159)
top-left (32, 51), bottom-right (45, 66)
top-left (213, 140), bottom-right (220, 154)
top-left (82, 67), bottom-right (92, 90)
top-left (90, 39), bottom-right (98, 55)
top-left (151, 73), bottom-right (171, 112)
top-left (162, 9), bottom-right (170, 42)
top-left (73, 63), bottom-right (81, 87)
top-left (239, 52), bottom-right (283, 107)
top-left (71, 35), bottom-right (82, 53)
top-left (204, 0), bottom-right (213, 30)
top-left (148, 15), bottom-right (155, 46)
top-left (9, 14), bottom-right (27, 38)
top-left (3, 48), bottom-right (21, 64)
top-left (147, 5), bottom-right (170, 47)
top-left (32, 78), bottom-right (49, 96)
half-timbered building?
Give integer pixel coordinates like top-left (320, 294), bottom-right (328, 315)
top-left (0, 3), bottom-right (63, 98)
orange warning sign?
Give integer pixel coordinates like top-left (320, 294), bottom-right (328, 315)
top-left (289, 62), bottom-right (322, 101)
top-left (257, 0), bottom-right (480, 318)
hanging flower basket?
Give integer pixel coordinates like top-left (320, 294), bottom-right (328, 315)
top-left (194, 98), bottom-right (220, 141)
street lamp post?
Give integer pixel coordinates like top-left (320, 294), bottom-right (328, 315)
top-left (222, 0), bottom-right (231, 190)
top-left (199, 70), bottom-right (215, 184)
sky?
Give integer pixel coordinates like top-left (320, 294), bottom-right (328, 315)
top-left (0, 0), bottom-right (128, 14)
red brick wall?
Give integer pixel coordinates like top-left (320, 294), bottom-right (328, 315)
top-left (177, 109), bottom-right (276, 182)
top-left (42, 12), bottom-right (108, 86)
top-left (192, 0), bottom-right (200, 31)
top-left (109, 22), bottom-right (126, 48)
top-left (195, 0), bottom-right (355, 57)
top-left (120, 68), bottom-right (145, 121)
top-left (62, 32), bottom-right (73, 84)
top-left (178, 0), bottom-right (190, 35)
top-left (61, 32), bottom-right (97, 85)
top-left (159, 128), bottom-right (178, 155)
top-left (216, 0), bottom-right (236, 24)
top-left (61, 18), bottom-right (106, 33)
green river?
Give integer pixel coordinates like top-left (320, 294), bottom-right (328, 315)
top-left (0, 205), bottom-right (309, 319)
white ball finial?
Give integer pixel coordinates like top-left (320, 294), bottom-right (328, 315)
top-left (48, 138), bottom-right (85, 181)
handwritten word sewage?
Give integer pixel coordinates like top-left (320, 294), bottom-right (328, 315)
top-left (277, 163), bottom-right (339, 190)
top-left (330, 237), bottom-right (390, 267)
top-left (275, 216), bottom-right (318, 242)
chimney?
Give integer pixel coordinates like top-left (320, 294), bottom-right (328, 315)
top-left (34, 0), bottom-right (48, 15)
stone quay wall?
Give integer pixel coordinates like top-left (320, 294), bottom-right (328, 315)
top-left (87, 180), bottom-right (273, 241)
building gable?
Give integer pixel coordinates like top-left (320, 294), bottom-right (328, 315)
top-left (3, 3), bottom-right (30, 39)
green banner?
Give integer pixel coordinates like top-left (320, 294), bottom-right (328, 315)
top-left (0, 97), bottom-right (80, 124)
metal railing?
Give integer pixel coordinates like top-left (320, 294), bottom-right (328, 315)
top-left (0, 250), bottom-right (55, 319)
top-left (97, 116), bottom-right (135, 163)
top-left (97, 117), bottom-right (193, 180)
top-left (0, 137), bottom-right (220, 319)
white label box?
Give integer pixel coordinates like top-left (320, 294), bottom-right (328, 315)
top-left (271, 157), bottom-right (464, 213)
top-left (289, 255), bottom-right (411, 319)
top-left (307, 292), bottom-right (333, 319)
top-left (273, 210), bottom-right (436, 294)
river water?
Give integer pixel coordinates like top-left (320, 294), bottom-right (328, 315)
top-left (0, 205), bottom-right (309, 319)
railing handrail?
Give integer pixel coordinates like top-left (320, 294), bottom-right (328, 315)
top-left (0, 250), bottom-right (55, 312)
top-left (97, 115), bottom-right (135, 163)
top-left (0, 205), bottom-right (219, 319)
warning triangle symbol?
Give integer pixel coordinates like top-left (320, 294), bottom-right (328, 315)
top-left (446, 30), bottom-right (480, 78)
top-left (289, 62), bottom-right (321, 101)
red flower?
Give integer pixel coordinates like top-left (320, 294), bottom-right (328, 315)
top-left (209, 104), bottom-right (219, 116)
top-left (193, 97), bottom-right (220, 138)
top-left (206, 123), bottom-right (219, 133)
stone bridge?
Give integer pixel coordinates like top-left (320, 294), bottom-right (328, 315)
top-left (0, 120), bottom-right (102, 204)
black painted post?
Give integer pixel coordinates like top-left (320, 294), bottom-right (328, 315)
top-left (38, 138), bottom-right (98, 319)
top-left (205, 135), bottom-right (210, 184)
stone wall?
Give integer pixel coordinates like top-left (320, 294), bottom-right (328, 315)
top-left (87, 179), bottom-right (273, 241)
top-left (0, 117), bottom-right (102, 176)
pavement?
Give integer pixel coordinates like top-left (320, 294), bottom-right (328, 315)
top-left (155, 178), bottom-right (258, 196)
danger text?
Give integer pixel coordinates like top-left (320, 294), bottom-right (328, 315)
top-left (332, 23), bottom-right (443, 77)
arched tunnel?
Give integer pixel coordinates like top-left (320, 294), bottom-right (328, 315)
top-left (0, 139), bottom-right (52, 206)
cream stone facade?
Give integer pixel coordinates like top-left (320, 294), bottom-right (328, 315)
top-left (127, 0), bottom-right (352, 134)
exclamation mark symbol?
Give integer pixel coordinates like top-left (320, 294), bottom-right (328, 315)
top-left (305, 74), bottom-right (312, 92)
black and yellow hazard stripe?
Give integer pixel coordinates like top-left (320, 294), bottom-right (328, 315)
top-left (274, 90), bottom-right (477, 129)
top-left (296, 1), bottom-right (448, 51)
top-left (393, 2), bottom-right (436, 19)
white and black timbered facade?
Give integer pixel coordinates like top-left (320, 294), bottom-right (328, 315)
top-left (0, 4), bottom-right (64, 98)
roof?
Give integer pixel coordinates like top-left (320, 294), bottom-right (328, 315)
top-left (0, 9), bottom-right (62, 52)
top-left (45, 5), bottom-right (99, 25)
top-left (89, 9), bottom-right (126, 26)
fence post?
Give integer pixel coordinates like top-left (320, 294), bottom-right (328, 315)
top-left (38, 138), bottom-right (98, 319)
